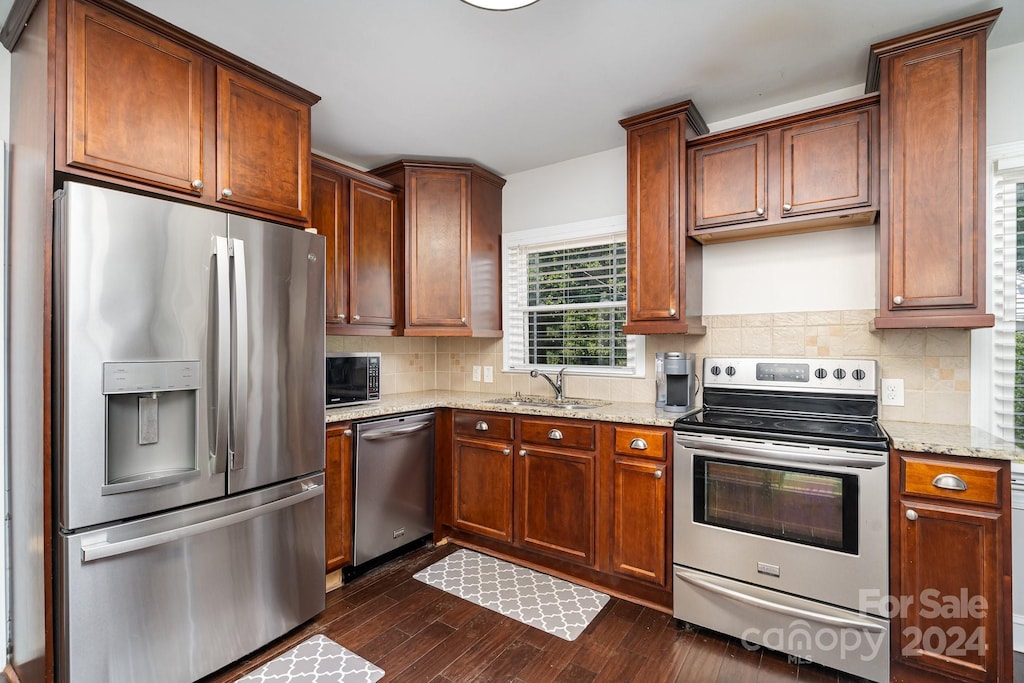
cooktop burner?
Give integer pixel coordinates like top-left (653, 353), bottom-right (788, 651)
top-left (672, 357), bottom-right (889, 452)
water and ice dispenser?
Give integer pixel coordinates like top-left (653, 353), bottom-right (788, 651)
top-left (102, 361), bottom-right (201, 494)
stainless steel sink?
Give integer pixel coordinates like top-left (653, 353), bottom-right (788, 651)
top-left (483, 395), bottom-right (610, 410)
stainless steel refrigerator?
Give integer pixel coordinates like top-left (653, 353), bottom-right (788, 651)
top-left (53, 182), bottom-right (327, 683)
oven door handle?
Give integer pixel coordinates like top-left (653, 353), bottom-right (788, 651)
top-left (675, 568), bottom-right (887, 633)
top-left (677, 440), bottom-right (886, 469)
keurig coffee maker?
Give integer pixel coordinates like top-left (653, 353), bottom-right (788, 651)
top-left (655, 352), bottom-right (697, 412)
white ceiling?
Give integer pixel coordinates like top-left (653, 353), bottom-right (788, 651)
top-left (127, 0), bottom-right (1023, 177)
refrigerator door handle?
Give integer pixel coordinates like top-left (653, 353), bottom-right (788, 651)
top-left (229, 238), bottom-right (249, 471)
top-left (211, 236), bottom-right (231, 474)
top-left (80, 483), bottom-right (322, 563)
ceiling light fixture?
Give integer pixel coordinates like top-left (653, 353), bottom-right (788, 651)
top-left (461, 0), bottom-right (540, 10)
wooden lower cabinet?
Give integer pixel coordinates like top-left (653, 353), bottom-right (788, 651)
top-left (325, 422), bottom-right (354, 572)
top-left (891, 450), bottom-right (1011, 682)
top-left (444, 411), bottom-right (672, 608)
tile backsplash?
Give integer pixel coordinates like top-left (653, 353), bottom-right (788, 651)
top-left (327, 309), bottom-right (971, 425)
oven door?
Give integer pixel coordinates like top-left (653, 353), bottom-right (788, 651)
top-left (673, 433), bottom-right (888, 616)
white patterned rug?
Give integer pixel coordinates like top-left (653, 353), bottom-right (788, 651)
top-left (413, 548), bottom-right (610, 641)
top-left (235, 634), bottom-right (384, 683)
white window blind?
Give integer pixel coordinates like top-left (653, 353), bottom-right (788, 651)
top-left (503, 218), bottom-right (644, 377)
top-left (991, 157), bottom-right (1024, 446)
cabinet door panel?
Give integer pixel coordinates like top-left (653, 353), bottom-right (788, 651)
top-left (886, 37), bottom-right (979, 311)
top-left (516, 447), bottom-right (595, 566)
top-left (349, 180), bottom-right (399, 328)
top-left (611, 458), bottom-right (667, 586)
top-left (216, 66), bottom-right (310, 221)
top-left (325, 424), bottom-right (353, 571)
top-left (66, 0), bottom-right (204, 194)
top-left (781, 110), bottom-right (871, 217)
top-left (692, 135), bottom-right (767, 229)
top-left (453, 437), bottom-right (513, 542)
top-left (897, 500), bottom-right (1001, 682)
top-left (312, 167), bottom-right (346, 326)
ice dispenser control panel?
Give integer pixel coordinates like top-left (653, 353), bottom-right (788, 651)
top-left (103, 361), bottom-right (201, 394)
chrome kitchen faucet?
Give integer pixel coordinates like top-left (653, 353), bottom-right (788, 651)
top-left (530, 367), bottom-right (566, 400)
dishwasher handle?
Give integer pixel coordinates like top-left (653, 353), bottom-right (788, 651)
top-left (359, 421), bottom-right (433, 441)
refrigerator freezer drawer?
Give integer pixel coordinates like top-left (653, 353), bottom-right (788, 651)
top-left (59, 475), bottom-right (326, 683)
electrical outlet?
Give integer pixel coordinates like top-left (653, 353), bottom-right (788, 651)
top-left (472, 365), bottom-right (481, 382)
top-left (483, 366), bottom-right (494, 383)
top-left (881, 378), bottom-right (904, 406)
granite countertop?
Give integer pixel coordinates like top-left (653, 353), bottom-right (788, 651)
top-left (883, 420), bottom-right (1024, 463)
top-left (325, 390), bottom-right (685, 428)
top-left (326, 391), bottom-right (1024, 464)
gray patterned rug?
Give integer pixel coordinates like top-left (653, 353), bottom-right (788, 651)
top-left (235, 634), bottom-right (384, 683)
top-left (413, 548), bottom-right (610, 641)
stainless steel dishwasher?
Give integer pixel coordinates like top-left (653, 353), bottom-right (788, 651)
top-left (352, 411), bottom-right (436, 568)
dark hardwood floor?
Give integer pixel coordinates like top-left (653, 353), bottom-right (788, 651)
top-left (201, 543), bottom-right (873, 683)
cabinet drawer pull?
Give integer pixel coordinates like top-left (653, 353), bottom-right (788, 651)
top-left (191, 179), bottom-right (204, 191)
top-left (629, 438), bottom-right (648, 451)
top-left (343, 429), bottom-right (352, 437)
top-left (547, 429), bottom-right (563, 440)
top-left (353, 315), bottom-right (361, 321)
top-left (906, 509), bottom-right (918, 521)
top-left (931, 473), bottom-right (968, 492)
top-left (502, 448), bottom-right (511, 456)
top-left (519, 449), bottom-right (527, 457)
top-left (653, 470), bottom-right (663, 480)
top-left (475, 420), bottom-right (489, 432)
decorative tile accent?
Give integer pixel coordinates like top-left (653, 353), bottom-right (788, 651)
top-left (235, 635), bottom-right (384, 683)
top-left (414, 549), bottom-right (609, 641)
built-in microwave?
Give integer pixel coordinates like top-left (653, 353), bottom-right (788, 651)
top-left (326, 352), bottom-right (380, 407)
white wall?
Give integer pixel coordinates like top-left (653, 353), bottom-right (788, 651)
top-left (988, 41), bottom-right (1024, 146)
top-left (501, 86), bottom-right (877, 315)
top-left (0, 44), bottom-right (11, 672)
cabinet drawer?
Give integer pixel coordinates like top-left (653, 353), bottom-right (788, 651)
top-left (613, 426), bottom-right (667, 461)
top-left (454, 411), bottom-right (513, 441)
top-left (520, 418), bottom-right (595, 451)
top-left (901, 455), bottom-right (1003, 507)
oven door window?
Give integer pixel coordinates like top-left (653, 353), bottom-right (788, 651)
top-left (693, 456), bottom-right (859, 554)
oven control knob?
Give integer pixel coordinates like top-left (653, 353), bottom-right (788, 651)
top-left (833, 368), bottom-right (847, 380)
top-left (725, 366), bottom-right (736, 377)
top-left (852, 369), bottom-right (866, 381)
top-left (814, 368), bottom-right (828, 380)
top-left (710, 365), bottom-right (721, 376)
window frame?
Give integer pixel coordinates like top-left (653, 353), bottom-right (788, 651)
top-left (502, 215), bottom-right (646, 378)
top-left (971, 141), bottom-right (1024, 438)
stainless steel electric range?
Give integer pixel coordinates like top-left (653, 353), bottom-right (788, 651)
top-left (672, 357), bottom-right (890, 683)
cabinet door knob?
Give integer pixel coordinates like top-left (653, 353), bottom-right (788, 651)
top-left (353, 315), bottom-right (361, 321)
top-left (475, 420), bottom-right (489, 432)
top-left (547, 429), bottom-right (563, 441)
top-left (221, 188), bottom-right (233, 198)
top-left (668, 308), bottom-right (676, 317)
top-left (338, 313), bottom-right (346, 321)
top-left (932, 473), bottom-right (968, 492)
top-left (343, 429), bottom-right (352, 437)
top-left (782, 203), bottom-right (792, 212)
top-left (502, 448), bottom-right (511, 456)
top-left (756, 207), bottom-right (765, 216)
top-left (629, 438), bottom-right (648, 450)
top-left (191, 179), bottom-right (204, 191)
top-left (653, 470), bottom-right (663, 479)
top-left (893, 296), bottom-right (904, 305)
top-left (905, 509), bottom-right (918, 521)
top-left (461, 317), bottom-right (468, 324)
top-left (519, 449), bottom-right (527, 457)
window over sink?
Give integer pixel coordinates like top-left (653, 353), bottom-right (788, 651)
top-left (503, 216), bottom-right (645, 377)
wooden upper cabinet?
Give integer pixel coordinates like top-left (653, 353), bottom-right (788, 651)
top-left (620, 100), bottom-right (708, 335)
top-left (688, 95), bottom-right (878, 244)
top-left (373, 160), bottom-right (505, 337)
top-left (65, 0), bottom-right (205, 195)
top-left (869, 9), bottom-right (999, 329)
top-left (58, 0), bottom-right (320, 226)
top-left (692, 134), bottom-right (767, 229)
top-left (311, 155), bottom-right (399, 336)
top-left (215, 66), bottom-right (310, 221)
